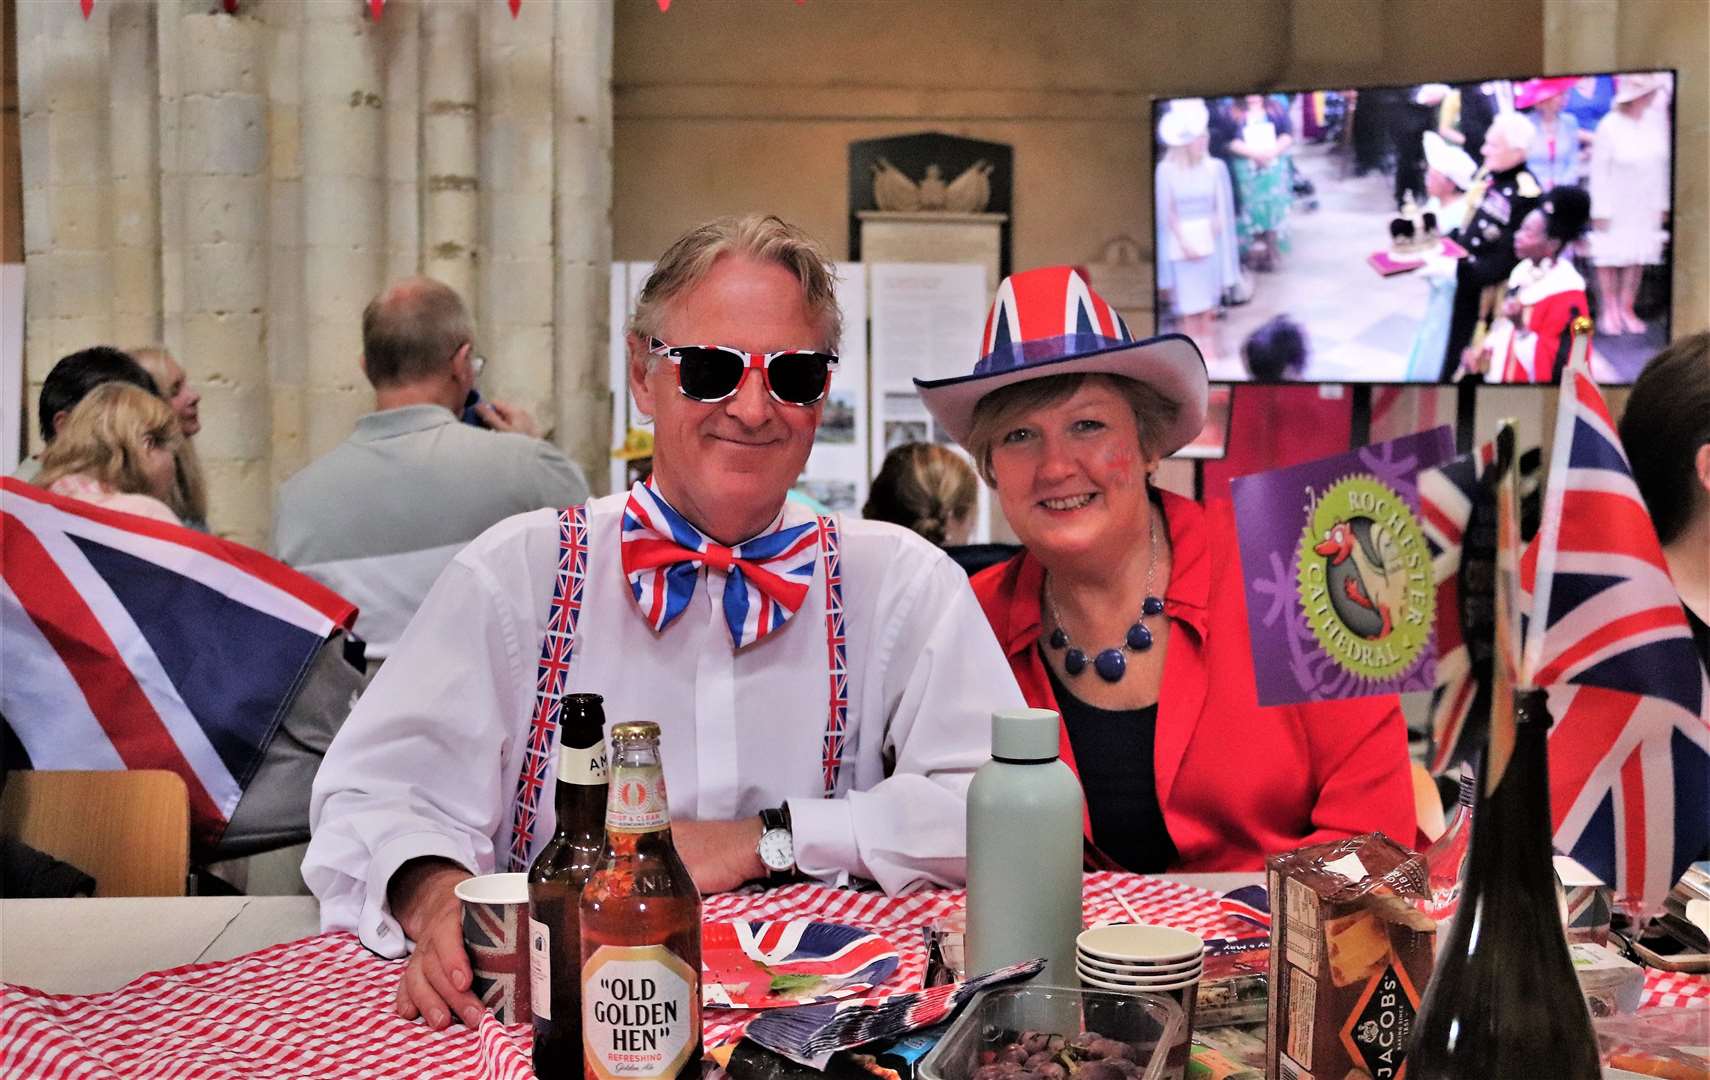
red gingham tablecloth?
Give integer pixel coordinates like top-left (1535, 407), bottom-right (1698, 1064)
top-left (4, 874), bottom-right (1705, 1079)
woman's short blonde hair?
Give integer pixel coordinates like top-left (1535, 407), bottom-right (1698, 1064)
top-left (630, 214), bottom-right (843, 353)
top-left (862, 442), bottom-right (979, 547)
top-left (962, 372), bottom-right (1179, 485)
top-left (36, 382), bottom-right (182, 499)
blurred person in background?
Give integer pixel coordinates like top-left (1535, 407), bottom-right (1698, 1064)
top-left (1516, 77), bottom-right (1581, 192)
top-left (1618, 332), bottom-right (1710, 671)
top-left (1154, 100), bottom-right (1238, 367)
top-left (1589, 73), bottom-right (1671, 338)
top-left (1464, 186), bottom-right (1592, 384)
top-left (130, 346), bottom-right (209, 531)
top-left (1241, 315), bottom-right (1309, 382)
top-left (1441, 110), bottom-right (1540, 381)
top-left (918, 267), bottom-right (1413, 873)
top-left (863, 442), bottom-right (978, 547)
top-left (34, 382), bottom-right (184, 526)
top-left (1404, 133), bottom-right (1479, 381)
top-left (14, 347), bottom-right (158, 483)
top-left (1226, 94), bottom-right (1295, 272)
top-left (275, 277), bottom-right (589, 664)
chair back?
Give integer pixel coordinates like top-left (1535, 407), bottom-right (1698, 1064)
top-left (1, 770), bottom-right (191, 896)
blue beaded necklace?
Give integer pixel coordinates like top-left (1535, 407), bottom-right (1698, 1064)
top-left (1045, 513), bottom-right (1163, 683)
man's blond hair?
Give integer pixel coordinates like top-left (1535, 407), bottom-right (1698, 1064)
top-left (630, 214), bottom-right (842, 354)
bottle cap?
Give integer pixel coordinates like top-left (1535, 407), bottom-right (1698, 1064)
top-left (610, 721), bottom-right (660, 743)
top-left (991, 708), bottom-right (1061, 762)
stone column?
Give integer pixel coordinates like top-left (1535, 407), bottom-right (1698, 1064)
top-left (552, 0), bottom-right (615, 488)
top-left (172, 10), bottom-right (271, 546)
top-left (17, 0), bottom-right (114, 453)
top-left (108, 1), bottom-right (160, 348)
top-left (301, 0), bottom-right (387, 457)
top-left (265, 0), bottom-right (308, 492)
top-left (421, 0), bottom-right (480, 310)
top-left (380, 0), bottom-right (421, 282)
top-left (479, 1), bottom-right (555, 428)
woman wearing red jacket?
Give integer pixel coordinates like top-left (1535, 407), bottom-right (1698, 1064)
top-left (916, 266), bottom-right (1415, 872)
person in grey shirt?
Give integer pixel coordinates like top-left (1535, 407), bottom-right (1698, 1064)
top-left (275, 277), bottom-right (588, 663)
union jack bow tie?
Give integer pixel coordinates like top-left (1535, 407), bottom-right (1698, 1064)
top-left (621, 481), bottom-right (821, 648)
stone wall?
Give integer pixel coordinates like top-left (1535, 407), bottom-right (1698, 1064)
top-left (15, 0), bottom-right (614, 548)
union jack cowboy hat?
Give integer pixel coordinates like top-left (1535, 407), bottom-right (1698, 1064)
top-left (914, 265), bottom-right (1209, 456)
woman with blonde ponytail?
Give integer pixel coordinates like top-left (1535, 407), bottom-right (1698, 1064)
top-left (862, 442), bottom-right (978, 547)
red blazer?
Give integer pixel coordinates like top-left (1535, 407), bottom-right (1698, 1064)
top-left (970, 490), bottom-right (1416, 872)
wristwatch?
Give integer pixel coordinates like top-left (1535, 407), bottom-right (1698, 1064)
top-left (756, 804), bottom-right (796, 881)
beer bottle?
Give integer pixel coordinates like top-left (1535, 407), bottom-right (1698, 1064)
top-left (528, 693), bottom-right (611, 1079)
top-left (1407, 690), bottom-right (1601, 1078)
top-left (580, 722), bottom-right (703, 1080)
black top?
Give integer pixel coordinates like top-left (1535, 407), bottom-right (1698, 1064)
top-left (1045, 657), bottom-right (1178, 873)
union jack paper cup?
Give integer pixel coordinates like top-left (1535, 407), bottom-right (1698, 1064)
top-left (454, 872), bottom-right (533, 1025)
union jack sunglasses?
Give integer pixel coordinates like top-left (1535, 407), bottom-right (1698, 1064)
top-left (648, 337), bottom-right (838, 407)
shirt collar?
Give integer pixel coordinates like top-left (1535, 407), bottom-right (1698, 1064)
top-left (997, 488), bottom-right (1212, 658)
top-left (353, 404), bottom-right (459, 442)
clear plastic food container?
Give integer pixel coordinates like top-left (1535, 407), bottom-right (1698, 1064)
top-left (918, 984), bottom-right (1187, 1080)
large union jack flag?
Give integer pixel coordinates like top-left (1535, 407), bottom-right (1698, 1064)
top-left (621, 480), bottom-right (819, 649)
top-left (0, 478), bottom-right (356, 851)
top-left (1522, 361), bottom-right (1710, 916)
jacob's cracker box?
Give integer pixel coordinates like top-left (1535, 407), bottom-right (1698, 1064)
top-left (1265, 834), bottom-right (1436, 1080)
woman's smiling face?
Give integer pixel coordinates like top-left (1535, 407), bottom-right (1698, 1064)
top-left (987, 378), bottom-right (1155, 566)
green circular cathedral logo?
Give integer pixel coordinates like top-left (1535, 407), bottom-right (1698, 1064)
top-left (1296, 475), bottom-right (1434, 680)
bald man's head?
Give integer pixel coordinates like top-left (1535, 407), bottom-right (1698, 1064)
top-left (360, 277), bottom-right (474, 388)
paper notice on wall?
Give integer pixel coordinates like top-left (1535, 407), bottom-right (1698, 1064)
top-left (2, 265), bottom-right (23, 474)
top-left (798, 262), bottom-right (871, 515)
top-left (868, 263), bottom-right (995, 543)
top-left (868, 262), bottom-right (987, 387)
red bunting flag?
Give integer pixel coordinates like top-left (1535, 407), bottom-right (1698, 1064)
top-left (657, 0), bottom-right (670, 9)
top-left (368, 0), bottom-right (383, 20)
top-left (79, 0), bottom-right (94, 18)
top-left (508, 0), bottom-right (522, 15)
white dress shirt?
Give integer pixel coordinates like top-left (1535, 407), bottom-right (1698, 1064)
top-left (304, 491), bottom-right (1023, 957)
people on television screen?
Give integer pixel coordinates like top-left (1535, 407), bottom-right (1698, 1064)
top-left (1461, 186), bottom-right (1592, 384)
top-left (1226, 95), bottom-right (1295, 273)
top-left (1154, 100), bottom-right (1239, 366)
top-left (1589, 73), bottom-right (1671, 339)
top-left (1440, 111), bottom-right (1541, 382)
top-left (1404, 133), bottom-right (1480, 382)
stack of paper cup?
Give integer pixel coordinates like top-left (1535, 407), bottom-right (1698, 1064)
top-left (1076, 924), bottom-right (1204, 1079)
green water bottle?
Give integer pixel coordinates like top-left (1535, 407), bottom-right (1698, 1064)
top-left (966, 708), bottom-right (1084, 986)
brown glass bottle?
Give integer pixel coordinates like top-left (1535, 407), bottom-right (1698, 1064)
top-left (580, 722), bottom-right (703, 1080)
top-left (1407, 689), bottom-right (1601, 1079)
top-left (528, 693), bottom-right (610, 1080)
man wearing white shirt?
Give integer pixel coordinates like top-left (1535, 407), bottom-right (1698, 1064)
top-left (303, 213), bottom-right (1023, 1030)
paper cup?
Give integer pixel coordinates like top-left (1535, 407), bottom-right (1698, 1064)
top-left (1076, 923), bottom-right (1204, 965)
top-left (453, 872), bottom-right (533, 1025)
top-left (1075, 949), bottom-right (1203, 978)
top-left (1075, 961), bottom-right (1202, 990)
top-left (1075, 968), bottom-right (1201, 1080)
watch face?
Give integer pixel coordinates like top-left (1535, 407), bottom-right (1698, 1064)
top-left (758, 828), bottom-right (794, 871)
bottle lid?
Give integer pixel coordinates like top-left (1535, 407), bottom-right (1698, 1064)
top-left (991, 708), bottom-right (1061, 762)
top-left (610, 720), bottom-right (660, 744)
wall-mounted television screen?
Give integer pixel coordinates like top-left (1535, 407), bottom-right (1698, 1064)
top-left (1151, 71), bottom-right (1675, 386)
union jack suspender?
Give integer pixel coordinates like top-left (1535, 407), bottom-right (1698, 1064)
top-left (508, 508), bottom-right (847, 869)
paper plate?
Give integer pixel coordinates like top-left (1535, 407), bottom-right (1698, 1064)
top-left (702, 919), bottom-right (901, 1009)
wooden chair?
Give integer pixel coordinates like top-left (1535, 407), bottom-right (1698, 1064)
top-left (1, 770), bottom-right (191, 897)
